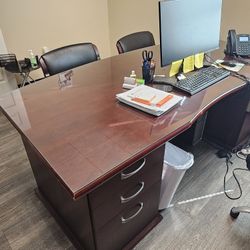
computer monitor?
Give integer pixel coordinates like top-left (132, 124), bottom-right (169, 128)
top-left (159, 0), bottom-right (223, 67)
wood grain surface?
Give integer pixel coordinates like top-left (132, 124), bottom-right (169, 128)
top-left (1, 111), bottom-right (250, 249)
top-left (0, 43), bottom-right (249, 199)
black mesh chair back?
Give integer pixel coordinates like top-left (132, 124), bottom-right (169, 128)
top-left (39, 43), bottom-right (100, 77)
top-left (0, 54), bottom-right (20, 72)
top-left (116, 31), bottom-right (155, 54)
top-left (0, 53), bottom-right (37, 87)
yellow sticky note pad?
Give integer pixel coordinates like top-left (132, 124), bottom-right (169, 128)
top-left (195, 52), bottom-right (204, 69)
top-left (183, 55), bottom-right (195, 73)
top-left (169, 59), bottom-right (183, 77)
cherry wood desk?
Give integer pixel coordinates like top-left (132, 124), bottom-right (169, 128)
top-left (0, 44), bottom-right (249, 249)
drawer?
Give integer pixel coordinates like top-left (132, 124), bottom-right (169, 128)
top-left (91, 175), bottom-right (161, 230)
top-left (94, 181), bottom-right (161, 250)
top-left (89, 145), bottom-right (165, 210)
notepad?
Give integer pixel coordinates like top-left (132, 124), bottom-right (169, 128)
top-left (183, 55), bottom-right (195, 73)
top-left (169, 59), bottom-right (183, 77)
top-left (195, 52), bottom-right (204, 69)
top-left (116, 85), bottom-right (183, 116)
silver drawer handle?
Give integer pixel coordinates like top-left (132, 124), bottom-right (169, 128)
top-left (121, 202), bottom-right (144, 224)
top-left (121, 158), bottom-right (146, 180)
top-left (120, 182), bottom-right (145, 203)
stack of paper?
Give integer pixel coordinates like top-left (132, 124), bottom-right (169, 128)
top-left (116, 85), bottom-right (183, 116)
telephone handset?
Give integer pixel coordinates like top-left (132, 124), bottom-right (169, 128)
top-left (225, 29), bottom-right (250, 57)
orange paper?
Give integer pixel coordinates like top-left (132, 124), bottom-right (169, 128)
top-left (132, 97), bottom-right (152, 106)
top-left (156, 95), bottom-right (173, 107)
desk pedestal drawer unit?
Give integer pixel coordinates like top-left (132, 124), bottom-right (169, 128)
top-left (89, 146), bottom-right (163, 250)
top-left (94, 182), bottom-right (161, 250)
top-left (204, 84), bottom-right (250, 150)
top-left (22, 134), bottom-right (164, 250)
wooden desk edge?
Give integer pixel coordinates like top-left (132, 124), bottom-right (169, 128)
top-left (0, 80), bottom-right (247, 200)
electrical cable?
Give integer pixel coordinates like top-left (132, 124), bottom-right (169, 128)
top-left (233, 55), bottom-right (250, 65)
top-left (223, 154), bottom-right (239, 200)
top-left (236, 151), bottom-right (247, 160)
top-left (230, 71), bottom-right (250, 82)
top-left (204, 53), bottom-right (216, 64)
top-left (224, 166), bottom-right (249, 200)
top-left (224, 158), bottom-right (242, 200)
top-left (223, 148), bottom-right (250, 200)
top-left (204, 54), bottom-right (250, 200)
top-left (205, 53), bottom-right (250, 83)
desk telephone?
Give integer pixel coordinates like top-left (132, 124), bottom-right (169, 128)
top-left (225, 30), bottom-right (250, 57)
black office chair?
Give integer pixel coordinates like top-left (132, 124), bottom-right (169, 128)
top-left (0, 53), bottom-right (34, 87)
top-left (116, 31), bottom-right (155, 54)
top-left (230, 155), bottom-right (250, 219)
top-left (39, 43), bottom-right (100, 77)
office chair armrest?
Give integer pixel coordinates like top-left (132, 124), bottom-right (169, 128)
top-left (92, 44), bottom-right (101, 61)
top-left (39, 57), bottom-right (49, 77)
top-left (116, 41), bottom-right (124, 54)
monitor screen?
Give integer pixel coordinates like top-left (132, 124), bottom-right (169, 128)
top-left (159, 0), bottom-right (223, 67)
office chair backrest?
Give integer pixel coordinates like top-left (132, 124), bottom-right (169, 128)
top-left (116, 31), bottom-right (155, 54)
top-left (39, 43), bottom-right (100, 76)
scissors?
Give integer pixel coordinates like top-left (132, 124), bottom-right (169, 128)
top-left (142, 50), bottom-right (153, 62)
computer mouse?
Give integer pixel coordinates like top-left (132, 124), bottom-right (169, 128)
top-left (220, 61), bottom-right (236, 67)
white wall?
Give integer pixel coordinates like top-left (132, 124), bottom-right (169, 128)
top-left (0, 0), bottom-right (111, 78)
top-left (108, 0), bottom-right (250, 56)
top-left (108, 0), bottom-right (159, 55)
top-left (0, 0), bottom-right (249, 77)
top-left (221, 0), bottom-right (250, 39)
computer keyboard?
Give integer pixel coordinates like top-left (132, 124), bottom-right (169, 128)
top-left (175, 66), bottom-right (231, 95)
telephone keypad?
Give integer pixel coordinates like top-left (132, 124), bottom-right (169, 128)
top-left (237, 43), bottom-right (250, 55)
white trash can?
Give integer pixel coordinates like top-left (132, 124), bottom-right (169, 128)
top-left (159, 142), bottom-right (194, 210)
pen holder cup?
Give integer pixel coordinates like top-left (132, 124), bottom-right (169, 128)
top-left (142, 61), bottom-right (155, 84)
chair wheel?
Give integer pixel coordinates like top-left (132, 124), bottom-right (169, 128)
top-left (230, 207), bottom-right (239, 219)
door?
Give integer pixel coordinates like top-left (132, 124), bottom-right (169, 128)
top-left (0, 28), bottom-right (17, 96)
